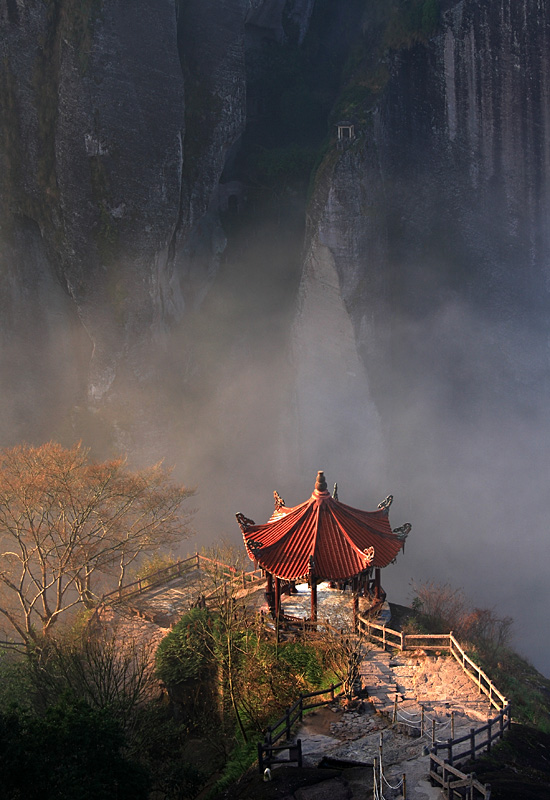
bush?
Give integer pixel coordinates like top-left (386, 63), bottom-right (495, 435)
top-left (0, 700), bottom-right (149, 800)
top-left (278, 642), bottom-right (323, 685)
top-left (155, 608), bottom-right (215, 686)
top-left (409, 581), bottom-right (513, 666)
top-left (134, 552), bottom-right (178, 584)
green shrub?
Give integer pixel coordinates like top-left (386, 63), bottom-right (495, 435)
top-left (0, 700), bottom-right (149, 800)
top-left (278, 642), bottom-right (323, 685)
top-left (134, 553), bottom-right (178, 584)
top-left (155, 608), bottom-right (214, 685)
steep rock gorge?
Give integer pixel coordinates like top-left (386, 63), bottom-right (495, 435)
top-left (1, 0), bottom-right (550, 670)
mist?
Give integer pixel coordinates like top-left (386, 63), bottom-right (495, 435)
top-left (1, 0), bottom-right (549, 682)
top-left (2, 185), bottom-right (548, 679)
top-left (118, 221), bottom-right (550, 681)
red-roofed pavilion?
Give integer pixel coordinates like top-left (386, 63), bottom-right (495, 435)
top-left (236, 471), bottom-right (410, 623)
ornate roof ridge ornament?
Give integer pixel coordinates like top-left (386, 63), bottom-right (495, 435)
top-left (247, 538), bottom-right (264, 555)
top-left (363, 546), bottom-right (375, 565)
top-left (393, 522), bottom-right (411, 539)
top-left (273, 490), bottom-right (286, 511)
top-left (378, 494), bottom-right (393, 512)
top-left (315, 470), bottom-right (328, 493)
top-left (332, 482), bottom-right (339, 500)
top-left (235, 512), bottom-right (256, 532)
top-left (393, 522), bottom-right (412, 552)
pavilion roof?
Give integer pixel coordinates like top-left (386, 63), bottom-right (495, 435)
top-left (236, 471), bottom-right (409, 582)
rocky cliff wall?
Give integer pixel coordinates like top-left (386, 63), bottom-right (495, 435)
top-left (0, 0), bottom-right (309, 448)
top-left (295, 0), bottom-right (550, 673)
top-left (299, 0), bottom-right (550, 403)
top-left (0, 0), bottom-right (189, 443)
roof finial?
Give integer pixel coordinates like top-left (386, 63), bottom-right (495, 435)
top-left (273, 491), bottom-right (286, 511)
top-left (315, 470), bottom-right (328, 493)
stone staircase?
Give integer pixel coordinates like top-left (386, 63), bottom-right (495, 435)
top-left (360, 647), bottom-right (494, 741)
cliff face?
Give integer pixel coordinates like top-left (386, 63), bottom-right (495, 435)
top-left (299, 0), bottom-right (550, 411)
top-left (295, 0), bottom-right (550, 674)
top-left (0, 0), bottom-right (322, 451)
top-left (0, 0), bottom-right (187, 441)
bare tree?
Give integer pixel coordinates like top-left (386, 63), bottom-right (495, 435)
top-left (0, 442), bottom-right (194, 644)
top-left (29, 624), bottom-right (158, 720)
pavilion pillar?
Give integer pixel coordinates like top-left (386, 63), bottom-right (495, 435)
top-left (266, 571), bottom-right (274, 615)
top-left (310, 577), bottom-right (318, 622)
top-left (352, 577), bottom-right (359, 633)
top-left (374, 568), bottom-right (381, 600)
top-left (275, 576), bottom-right (281, 619)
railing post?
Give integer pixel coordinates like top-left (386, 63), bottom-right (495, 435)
top-left (393, 694), bottom-right (398, 724)
top-left (432, 718), bottom-right (436, 746)
top-left (421, 705), bottom-right (425, 737)
top-left (487, 717), bottom-right (492, 753)
top-left (470, 728), bottom-right (476, 761)
top-left (447, 738), bottom-right (453, 766)
top-left (196, 552), bottom-right (200, 568)
top-left (400, 630), bottom-right (404, 651)
top-left (297, 738), bottom-right (302, 768)
top-left (330, 683), bottom-right (335, 702)
top-left (402, 773), bottom-right (407, 800)
top-left (451, 711), bottom-right (455, 740)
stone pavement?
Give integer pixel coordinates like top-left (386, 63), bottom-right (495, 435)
top-left (295, 646), bottom-right (495, 799)
top-left (362, 647), bottom-right (492, 730)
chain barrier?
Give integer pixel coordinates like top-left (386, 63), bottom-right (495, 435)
top-left (375, 734), bottom-right (407, 800)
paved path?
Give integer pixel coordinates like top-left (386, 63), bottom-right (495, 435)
top-left (295, 646), bottom-right (494, 799)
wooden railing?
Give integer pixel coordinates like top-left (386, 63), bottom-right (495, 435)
top-left (86, 553), bottom-right (264, 631)
top-left (430, 704), bottom-right (511, 766)
top-left (356, 615), bottom-right (507, 711)
top-left (258, 682), bottom-right (343, 771)
top-left (100, 553), bottom-right (263, 606)
top-left (357, 611), bottom-right (510, 785)
top-left (429, 754), bottom-right (492, 799)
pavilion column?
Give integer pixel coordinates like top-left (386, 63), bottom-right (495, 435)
top-left (275, 576), bottom-right (281, 619)
top-left (266, 571), bottom-right (274, 614)
top-left (310, 577), bottom-right (317, 622)
top-left (352, 577), bottom-right (359, 633)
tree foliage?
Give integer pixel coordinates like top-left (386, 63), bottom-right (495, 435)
top-left (408, 581), bottom-right (513, 665)
top-left (156, 607), bottom-right (215, 686)
top-left (0, 442), bottom-right (194, 643)
top-left (156, 602), bottom-right (331, 742)
top-left (0, 700), bottom-right (149, 800)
